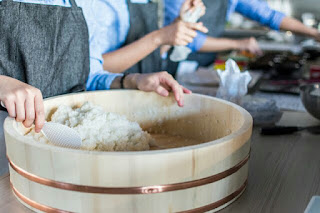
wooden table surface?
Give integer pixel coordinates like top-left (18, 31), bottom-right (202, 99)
top-left (0, 111), bottom-right (319, 213)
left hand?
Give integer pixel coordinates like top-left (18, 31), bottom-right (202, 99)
top-left (128, 72), bottom-right (192, 107)
top-left (180, 0), bottom-right (206, 19)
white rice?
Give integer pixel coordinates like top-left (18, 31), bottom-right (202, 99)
top-left (27, 102), bottom-right (153, 151)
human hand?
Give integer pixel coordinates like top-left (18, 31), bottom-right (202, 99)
top-left (313, 31), bottom-right (320, 42)
top-left (235, 37), bottom-right (263, 56)
top-left (128, 72), bottom-right (192, 107)
top-left (0, 76), bottom-right (45, 132)
top-left (180, 0), bottom-right (206, 18)
top-left (157, 20), bottom-right (208, 46)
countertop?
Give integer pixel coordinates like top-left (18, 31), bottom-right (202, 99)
top-left (0, 111), bottom-right (319, 213)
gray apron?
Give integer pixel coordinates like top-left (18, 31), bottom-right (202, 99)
top-left (167, 0), bottom-right (229, 76)
top-left (124, 0), bottom-right (162, 74)
top-left (0, 0), bottom-right (90, 99)
top-left (0, 0), bottom-right (89, 175)
top-left (0, 111), bottom-right (8, 176)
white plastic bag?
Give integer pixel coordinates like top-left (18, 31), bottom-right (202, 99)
top-left (217, 59), bottom-right (252, 104)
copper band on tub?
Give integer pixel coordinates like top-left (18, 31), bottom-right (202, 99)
top-left (178, 180), bottom-right (247, 213)
top-left (7, 154), bottom-right (249, 194)
top-left (10, 182), bottom-right (71, 213)
top-left (10, 180), bottom-right (248, 213)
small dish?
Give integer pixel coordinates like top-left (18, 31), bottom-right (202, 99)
top-left (300, 83), bottom-right (320, 120)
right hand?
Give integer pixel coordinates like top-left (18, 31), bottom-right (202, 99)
top-left (127, 72), bottom-right (192, 107)
top-left (313, 31), bottom-right (320, 42)
top-left (157, 20), bottom-right (208, 46)
top-left (0, 76), bottom-right (45, 132)
top-left (235, 37), bottom-right (263, 56)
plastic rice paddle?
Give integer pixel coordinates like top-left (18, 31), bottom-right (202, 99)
top-left (40, 122), bottom-right (82, 149)
top-left (1, 101), bottom-right (81, 149)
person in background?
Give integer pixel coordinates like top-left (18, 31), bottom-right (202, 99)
top-left (85, 0), bottom-right (206, 95)
top-left (165, 0), bottom-right (320, 73)
top-left (98, 0), bottom-right (206, 74)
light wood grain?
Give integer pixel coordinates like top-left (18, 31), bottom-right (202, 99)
top-left (3, 91), bottom-right (252, 213)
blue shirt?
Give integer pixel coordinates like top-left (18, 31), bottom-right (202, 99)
top-left (0, 0), bottom-right (123, 90)
top-left (164, 0), bottom-right (286, 52)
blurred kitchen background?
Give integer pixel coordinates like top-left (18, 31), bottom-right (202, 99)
top-left (177, 0), bottom-right (320, 126)
top-left (227, 0), bottom-right (320, 32)
top-left (269, 0), bottom-right (320, 20)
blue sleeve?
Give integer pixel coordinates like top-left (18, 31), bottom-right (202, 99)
top-left (78, 0), bottom-right (126, 91)
top-left (235, 0), bottom-right (286, 30)
top-left (86, 70), bottom-right (122, 91)
top-left (86, 54), bottom-right (122, 91)
top-left (187, 32), bottom-right (208, 52)
top-left (164, 0), bottom-right (184, 26)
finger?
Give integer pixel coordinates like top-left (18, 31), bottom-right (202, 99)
top-left (180, 87), bottom-right (185, 107)
top-left (34, 92), bottom-right (45, 133)
top-left (193, 0), bottom-right (201, 4)
top-left (177, 86), bottom-right (184, 107)
top-left (251, 38), bottom-right (263, 56)
top-left (23, 96), bottom-right (35, 128)
top-left (179, 96), bottom-right (184, 107)
top-left (181, 0), bottom-right (192, 13)
top-left (180, 34), bottom-right (194, 44)
top-left (15, 98), bottom-right (26, 122)
top-left (255, 46), bottom-right (263, 56)
top-left (161, 82), bottom-right (172, 91)
top-left (250, 46), bottom-right (262, 56)
top-left (186, 22), bottom-right (208, 33)
top-left (3, 99), bottom-right (16, 118)
top-left (163, 79), bottom-right (183, 105)
top-left (155, 86), bottom-right (169, 97)
top-left (184, 28), bottom-right (197, 38)
top-left (182, 87), bottom-right (192, 94)
top-left (248, 47), bottom-right (256, 55)
top-left (175, 39), bottom-right (189, 46)
top-left (191, 0), bottom-right (200, 7)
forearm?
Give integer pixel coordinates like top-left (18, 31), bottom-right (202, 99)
top-left (280, 16), bottom-right (319, 38)
top-left (110, 74), bottom-right (139, 89)
top-left (199, 37), bottom-right (238, 52)
top-left (102, 31), bottom-right (162, 73)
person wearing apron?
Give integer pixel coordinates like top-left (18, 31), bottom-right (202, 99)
top-left (166, 0), bottom-right (320, 75)
top-left (84, 0), bottom-right (206, 107)
top-left (0, 0), bottom-right (89, 175)
top-left (97, 0), bottom-right (207, 76)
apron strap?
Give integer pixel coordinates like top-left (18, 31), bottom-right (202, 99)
top-left (1, 0), bottom-right (79, 8)
top-left (69, 0), bottom-right (79, 8)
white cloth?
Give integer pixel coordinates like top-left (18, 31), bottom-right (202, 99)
top-left (0, 111), bottom-right (8, 176)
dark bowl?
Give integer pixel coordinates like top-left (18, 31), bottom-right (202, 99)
top-left (300, 84), bottom-right (320, 120)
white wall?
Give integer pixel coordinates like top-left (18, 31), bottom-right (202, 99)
top-left (267, 0), bottom-right (320, 20)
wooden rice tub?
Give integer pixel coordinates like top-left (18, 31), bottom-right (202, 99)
top-left (4, 90), bottom-right (252, 213)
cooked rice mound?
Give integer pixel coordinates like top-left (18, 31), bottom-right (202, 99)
top-left (27, 102), bottom-right (152, 151)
